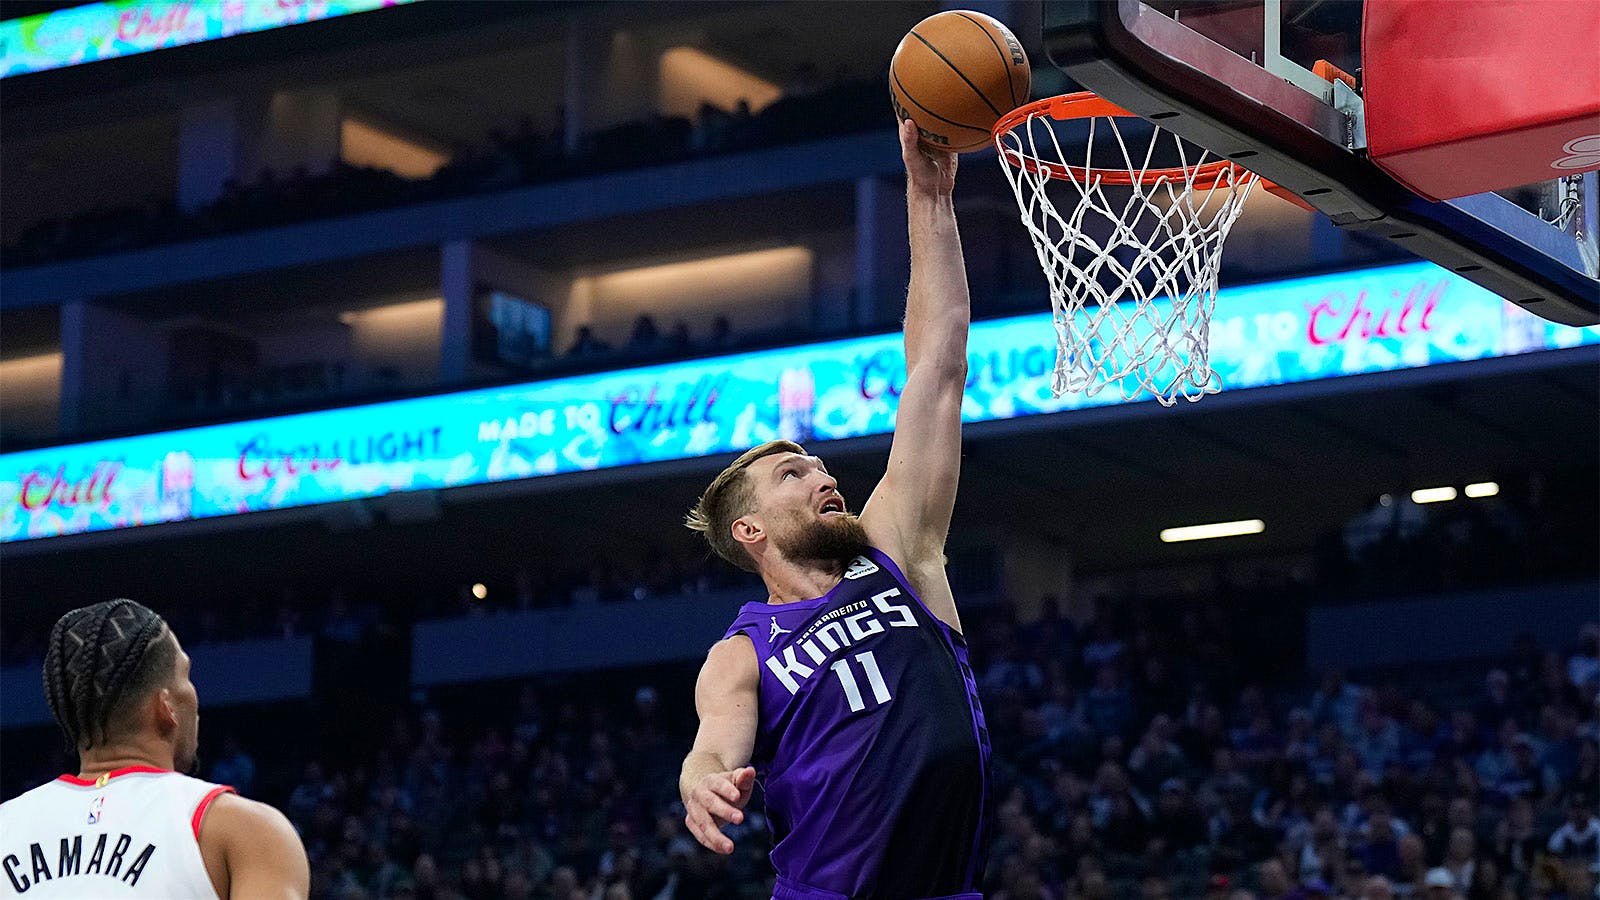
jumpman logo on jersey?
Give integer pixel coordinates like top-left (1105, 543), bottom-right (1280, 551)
top-left (769, 617), bottom-right (792, 641)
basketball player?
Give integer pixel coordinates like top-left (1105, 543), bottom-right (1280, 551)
top-left (0, 599), bottom-right (309, 898)
top-left (680, 117), bottom-right (988, 899)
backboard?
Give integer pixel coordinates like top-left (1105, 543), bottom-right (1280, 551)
top-left (1040, 0), bottom-right (1599, 326)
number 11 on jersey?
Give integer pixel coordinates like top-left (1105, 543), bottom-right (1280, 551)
top-left (831, 650), bottom-right (892, 712)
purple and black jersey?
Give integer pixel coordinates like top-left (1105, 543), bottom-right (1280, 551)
top-left (722, 547), bottom-right (991, 900)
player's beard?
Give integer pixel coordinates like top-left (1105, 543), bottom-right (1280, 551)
top-left (781, 512), bottom-right (870, 566)
top-left (177, 720), bottom-right (200, 776)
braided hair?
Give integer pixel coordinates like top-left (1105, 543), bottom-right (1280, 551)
top-left (42, 599), bottom-right (176, 753)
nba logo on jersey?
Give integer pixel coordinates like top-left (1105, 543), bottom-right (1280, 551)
top-left (86, 795), bottom-right (104, 825)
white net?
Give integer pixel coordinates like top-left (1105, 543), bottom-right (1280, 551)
top-left (995, 103), bottom-right (1258, 405)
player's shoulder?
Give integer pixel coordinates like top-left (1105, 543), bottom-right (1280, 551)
top-left (699, 633), bottom-right (759, 686)
top-left (199, 791), bottom-right (298, 845)
top-left (706, 631), bottom-right (757, 665)
top-left (197, 792), bottom-right (310, 900)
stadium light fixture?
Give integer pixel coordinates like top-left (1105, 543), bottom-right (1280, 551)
top-left (1464, 482), bottom-right (1500, 498)
top-left (1160, 519), bottom-right (1265, 543)
top-left (1410, 486), bottom-right (1458, 504)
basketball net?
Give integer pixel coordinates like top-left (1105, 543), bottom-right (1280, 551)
top-left (994, 94), bottom-right (1258, 406)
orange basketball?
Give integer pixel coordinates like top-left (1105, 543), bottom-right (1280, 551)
top-left (890, 10), bottom-right (1032, 153)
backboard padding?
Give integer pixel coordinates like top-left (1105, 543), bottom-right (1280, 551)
top-left (1042, 0), bottom-right (1599, 326)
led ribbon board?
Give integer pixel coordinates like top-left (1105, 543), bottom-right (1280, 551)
top-left (3, 261), bottom-right (1596, 543)
top-left (1, 0), bottom-right (421, 79)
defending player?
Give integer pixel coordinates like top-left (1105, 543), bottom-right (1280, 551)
top-left (0, 599), bottom-right (309, 899)
top-left (679, 117), bottom-right (989, 899)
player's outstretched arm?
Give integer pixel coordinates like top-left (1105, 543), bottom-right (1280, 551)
top-left (861, 117), bottom-right (970, 632)
top-left (680, 634), bottom-right (760, 855)
top-left (198, 792), bottom-right (310, 900)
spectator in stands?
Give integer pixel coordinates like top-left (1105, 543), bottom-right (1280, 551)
top-left (1356, 701), bottom-right (1408, 771)
top-left (1298, 807), bottom-right (1344, 883)
top-left (1257, 857), bottom-right (1294, 900)
top-left (11, 555), bottom-right (1596, 897)
top-left (1440, 827), bottom-right (1477, 892)
top-left (1137, 872), bottom-right (1172, 900)
top-left (1547, 793), bottom-right (1600, 870)
top-left (984, 630), bottom-right (1045, 697)
top-left (1496, 734), bottom-right (1544, 803)
top-left (706, 315), bottom-right (733, 350)
top-left (1537, 704), bottom-right (1583, 792)
top-left (1422, 866), bottom-right (1461, 899)
top-left (1148, 778), bottom-right (1206, 853)
top-left (1535, 650), bottom-right (1584, 711)
top-left (1360, 874), bottom-right (1395, 899)
top-left (1212, 788), bottom-right (1277, 873)
top-left (1491, 796), bottom-right (1539, 888)
top-left (0, 78), bottom-right (904, 267)
top-left (1084, 664), bottom-right (1134, 738)
top-left (1436, 711), bottom-right (1482, 767)
top-left (1311, 668), bottom-right (1366, 739)
top-left (1430, 797), bottom-right (1480, 866)
top-left (1355, 803), bottom-right (1407, 881)
top-left (1475, 670), bottom-right (1520, 732)
top-left (1394, 832), bottom-right (1429, 892)
top-left (567, 325), bottom-right (611, 357)
top-left (1465, 857), bottom-right (1507, 900)
top-left (626, 315), bottom-right (662, 354)
top-left (209, 734), bottom-right (258, 796)
top-left (1570, 625), bottom-right (1600, 692)
top-left (1129, 720), bottom-right (1186, 796)
top-left (1574, 738), bottom-right (1599, 800)
top-left (728, 99), bottom-right (756, 142)
top-left (1476, 720), bottom-right (1526, 791)
top-left (1081, 620), bottom-right (1126, 670)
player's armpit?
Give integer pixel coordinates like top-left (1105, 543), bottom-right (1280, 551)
top-left (199, 792), bottom-right (310, 900)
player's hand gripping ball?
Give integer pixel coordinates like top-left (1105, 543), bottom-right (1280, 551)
top-left (890, 10), bottom-right (1032, 152)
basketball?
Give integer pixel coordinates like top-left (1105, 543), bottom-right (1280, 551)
top-left (890, 10), bottom-right (1032, 153)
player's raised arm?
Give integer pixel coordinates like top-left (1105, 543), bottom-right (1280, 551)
top-left (860, 117), bottom-right (970, 631)
top-left (680, 634), bottom-right (760, 854)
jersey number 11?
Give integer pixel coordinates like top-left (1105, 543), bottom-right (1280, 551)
top-left (831, 651), bottom-right (892, 712)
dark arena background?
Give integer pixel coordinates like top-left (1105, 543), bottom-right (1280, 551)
top-left (2, 2), bottom-right (1597, 899)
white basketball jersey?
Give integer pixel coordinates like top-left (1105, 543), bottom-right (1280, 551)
top-left (0, 766), bottom-right (232, 898)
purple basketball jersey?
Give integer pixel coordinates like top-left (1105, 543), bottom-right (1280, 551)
top-left (721, 547), bottom-right (991, 899)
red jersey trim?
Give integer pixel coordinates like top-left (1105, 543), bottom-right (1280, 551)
top-left (56, 765), bottom-right (171, 786)
top-left (191, 785), bottom-right (237, 841)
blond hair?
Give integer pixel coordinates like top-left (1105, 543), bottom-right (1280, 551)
top-left (686, 440), bottom-right (806, 571)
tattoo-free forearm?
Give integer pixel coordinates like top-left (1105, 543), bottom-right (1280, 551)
top-left (904, 191), bottom-right (971, 377)
top-left (680, 749), bottom-right (733, 802)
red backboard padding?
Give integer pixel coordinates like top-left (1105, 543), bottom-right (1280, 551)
top-left (1363, 0), bottom-right (1600, 201)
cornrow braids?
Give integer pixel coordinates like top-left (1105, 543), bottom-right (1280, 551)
top-left (42, 600), bottom-right (175, 753)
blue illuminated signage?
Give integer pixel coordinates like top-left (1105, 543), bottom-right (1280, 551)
top-left (3, 262), bottom-right (1595, 543)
